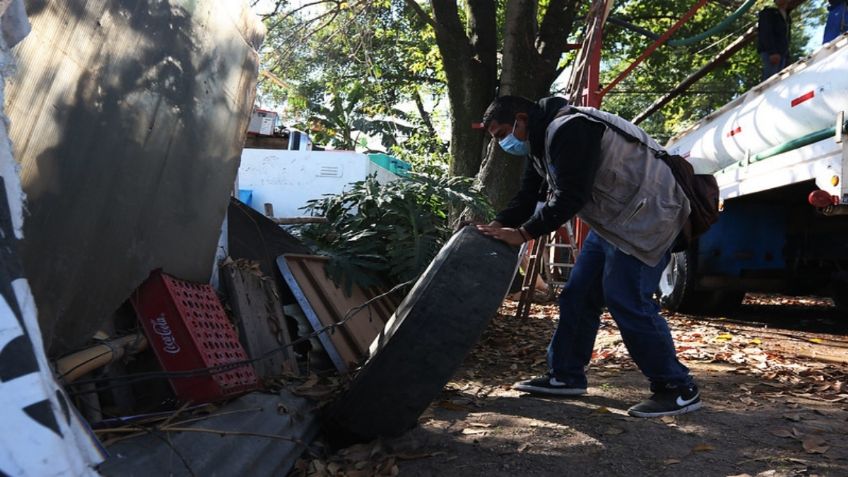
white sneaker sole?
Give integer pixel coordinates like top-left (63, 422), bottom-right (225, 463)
top-left (627, 400), bottom-right (703, 418)
top-left (512, 383), bottom-right (588, 396)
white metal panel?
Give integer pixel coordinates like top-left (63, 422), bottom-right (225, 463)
top-left (238, 149), bottom-right (389, 218)
top-left (715, 137), bottom-right (843, 200)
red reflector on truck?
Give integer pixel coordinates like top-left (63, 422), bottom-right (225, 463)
top-left (791, 91), bottom-right (815, 107)
top-left (808, 190), bottom-right (837, 208)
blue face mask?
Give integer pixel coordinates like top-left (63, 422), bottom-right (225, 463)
top-left (498, 120), bottom-right (530, 156)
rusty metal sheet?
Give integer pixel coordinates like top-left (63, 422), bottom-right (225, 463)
top-left (5, 0), bottom-right (264, 354)
top-left (99, 390), bottom-right (318, 476)
top-left (276, 254), bottom-right (398, 373)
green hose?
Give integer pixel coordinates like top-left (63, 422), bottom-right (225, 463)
top-left (667, 0), bottom-right (757, 47)
top-left (751, 120), bottom-right (848, 163)
top-left (715, 120), bottom-right (848, 174)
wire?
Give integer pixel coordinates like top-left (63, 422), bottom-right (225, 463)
top-left (66, 278), bottom-right (415, 396)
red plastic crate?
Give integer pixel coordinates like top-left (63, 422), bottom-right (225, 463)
top-left (131, 270), bottom-right (258, 402)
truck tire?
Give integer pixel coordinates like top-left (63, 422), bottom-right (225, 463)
top-left (829, 272), bottom-right (848, 315)
top-left (658, 249), bottom-right (702, 313)
top-left (658, 248), bottom-right (744, 315)
top-left (324, 227), bottom-right (519, 444)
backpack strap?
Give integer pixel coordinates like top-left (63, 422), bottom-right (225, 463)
top-left (556, 106), bottom-right (666, 156)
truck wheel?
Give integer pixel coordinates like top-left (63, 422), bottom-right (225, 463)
top-left (830, 272), bottom-right (848, 314)
top-left (700, 290), bottom-right (745, 315)
top-left (658, 249), bottom-right (702, 313)
top-left (658, 249), bottom-right (744, 315)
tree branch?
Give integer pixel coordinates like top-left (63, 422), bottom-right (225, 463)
top-left (538, 0), bottom-right (580, 71)
top-left (414, 89), bottom-right (438, 138)
top-left (467, 0), bottom-right (498, 77)
top-left (403, 0), bottom-right (438, 30)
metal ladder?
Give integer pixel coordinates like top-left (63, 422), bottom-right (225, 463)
top-left (515, 221), bottom-right (578, 319)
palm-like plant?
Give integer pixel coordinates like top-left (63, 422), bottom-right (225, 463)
top-left (299, 172), bottom-right (493, 294)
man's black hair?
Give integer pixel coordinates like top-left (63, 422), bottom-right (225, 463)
top-left (482, 95), bottom-right (538, 127)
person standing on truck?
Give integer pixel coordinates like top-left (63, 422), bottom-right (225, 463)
top-left (757, 0), bottom-right (792, 80)
top-left (823, 0), bottom-right (848, 44)
top-left (476, 95), bottom-right (701, 418)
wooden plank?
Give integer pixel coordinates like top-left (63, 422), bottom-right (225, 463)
top-left (221, 262), bottom-right (299, 379)
top-left (277, 254), bottom-right (396, 373)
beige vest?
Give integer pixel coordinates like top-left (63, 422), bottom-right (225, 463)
top-left (544, 107), bottom-right (691, 266)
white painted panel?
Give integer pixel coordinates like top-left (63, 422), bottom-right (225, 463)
top-left (238, 150), bottom-right (401, 218)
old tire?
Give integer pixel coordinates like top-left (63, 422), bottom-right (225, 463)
top-left (324, 227), bottom-right (519, 444)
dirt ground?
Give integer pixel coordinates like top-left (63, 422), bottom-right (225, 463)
top-left (295, 294), bottom-right (848, 477)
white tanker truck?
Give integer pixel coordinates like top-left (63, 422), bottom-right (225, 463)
top-left (657, 32), bottom-right (848, 314)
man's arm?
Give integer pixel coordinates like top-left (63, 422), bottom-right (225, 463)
top-left (521, 117), bottom-right (605, 238)
top-left (492, 155), bottom-right (545, 228)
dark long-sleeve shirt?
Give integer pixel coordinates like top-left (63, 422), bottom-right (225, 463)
top-left (494, 117), bottom-right (606, 238)
top-left (757, 7), bottom-right (790, 55)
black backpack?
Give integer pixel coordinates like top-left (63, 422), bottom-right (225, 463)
top-left (558, 108), bottom-right (720, 251)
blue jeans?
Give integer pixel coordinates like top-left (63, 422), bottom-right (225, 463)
top-left (760, 52), bottom-right (786, 80)
top-left (547, 231), bottom-right (692, 388)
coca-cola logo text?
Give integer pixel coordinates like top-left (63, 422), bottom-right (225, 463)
top-left (151, 315), bottom-right (181, 354)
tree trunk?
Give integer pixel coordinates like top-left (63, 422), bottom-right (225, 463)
top-left (429, 1), bottom-right (497, 179)
top-left (412, 0), bottom-right (580, 209)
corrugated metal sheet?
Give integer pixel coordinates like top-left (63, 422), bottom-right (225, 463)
top-left (98, 390), bottom-right (318, 476)
top-left (5, 0), bottom-right (264, 354)
top-left (277, 254), bottom-right (399, 372)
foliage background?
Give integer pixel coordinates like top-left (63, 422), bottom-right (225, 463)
top-left (598, 0), bottom-right (825, 143)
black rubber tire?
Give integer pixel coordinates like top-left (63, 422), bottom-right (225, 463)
top-left (698, 290), bottom-right (745, 316)
top-left (829, 271), bottom-right (848, 315)
top-left (658, 249), bottom-right (703, 313)
top-left (658, 248), bottom-right (744, 315)
top-left (324, 227), bottom-right (519, 444)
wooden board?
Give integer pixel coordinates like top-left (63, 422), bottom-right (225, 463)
top-left (221, 262), bottom-right (299, 378)
top-left (277, 255), bottom-right (398, 373)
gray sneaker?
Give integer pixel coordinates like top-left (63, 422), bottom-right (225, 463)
top-left (513, 373), bottom-right (588, 396)
top-left (628, 383), bottom-right (702, 418)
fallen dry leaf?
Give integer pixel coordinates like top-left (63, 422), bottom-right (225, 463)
top-left (692, 443), bottom-right (714, 453)
top-left (436, 400), bottom-right (473, 412)
top-left (770, 427), bottom-right (795, 438)
top-left (461, 428), bottom-right (488, 435)
top-left (344, 469), bottom-right (372, 477)
top-left (662, 459), bottom-right (681, 465)
top-left (802, 436), bottom-right (830, 454)
top-left (468, 422), bottom-right (493, 428)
